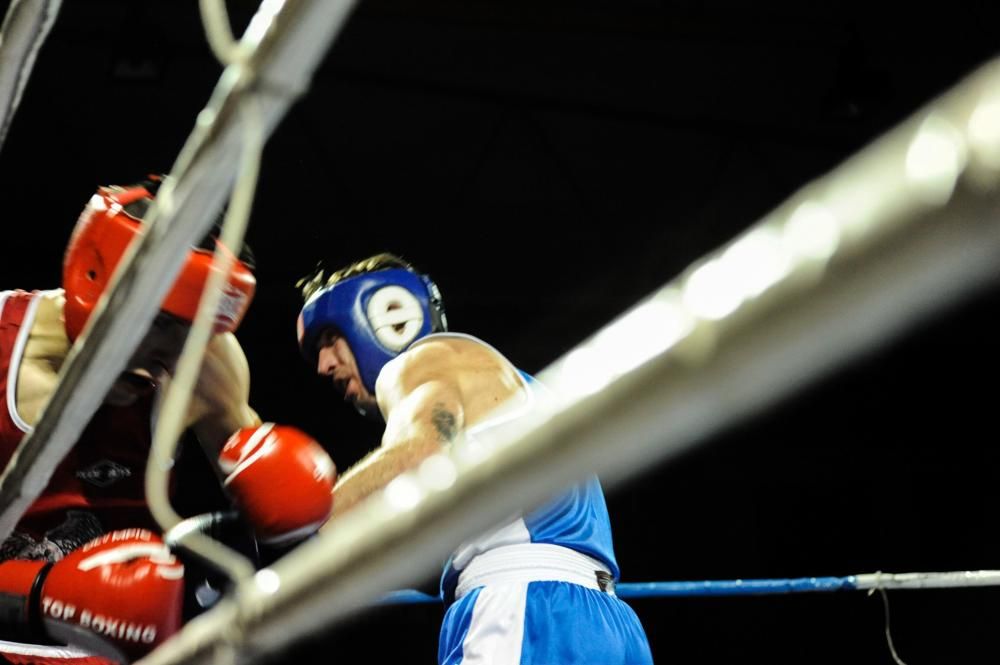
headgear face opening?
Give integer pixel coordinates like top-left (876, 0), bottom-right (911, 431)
top-left (62, 182), bottom-right (257, 341)
top-left (296, 268), bottom-right (447, 393)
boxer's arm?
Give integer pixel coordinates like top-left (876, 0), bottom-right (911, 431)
top-left (328, 344), bottom-right (465, 519)
top-left (191, 336), bottom-right (335, 545)
top-left (189, 332), bottom-right (261, 459)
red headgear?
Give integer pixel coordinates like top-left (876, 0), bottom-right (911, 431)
top-left (62, 182), bottom-right (257, 341)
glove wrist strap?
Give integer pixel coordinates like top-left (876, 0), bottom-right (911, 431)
top-left (0, 560), bottom-right (52, 643)
top-left (27, 561), bottom-right (54, 641)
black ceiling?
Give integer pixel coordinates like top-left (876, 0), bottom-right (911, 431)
top-left (1, 1), bottom-right (999, 662)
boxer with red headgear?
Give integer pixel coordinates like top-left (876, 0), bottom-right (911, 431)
top-left (60, 177), bottom-right (257, 409)
top-left (62, 177), bottom-right (257, 342)
top-left (0, 177), bottom-right (334, 662)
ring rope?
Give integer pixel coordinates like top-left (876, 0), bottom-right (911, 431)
top-left (378, 569), bottom-right (1000, 604)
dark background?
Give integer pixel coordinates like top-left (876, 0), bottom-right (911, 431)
top-left (1, 1), bottom-right (999, 663)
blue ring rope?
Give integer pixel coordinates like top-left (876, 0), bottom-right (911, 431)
top-left (379, 576), bottom-right (860, 605)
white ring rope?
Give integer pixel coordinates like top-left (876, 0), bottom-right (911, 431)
top-left (198, 0), bottom-right (244, 67)
top-left (144, 0), bottom-right (268, 587)
top-left (0, 0), bottom-right (62, 152)
top-left (145, 95), bottom-right (265, 584)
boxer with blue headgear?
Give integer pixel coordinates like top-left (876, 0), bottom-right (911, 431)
top-left (297, 254), bottom-right (447, 410)
top-left (296, 252), bottom-right (651, 665)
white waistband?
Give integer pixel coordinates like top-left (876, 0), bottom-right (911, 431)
top-left (455, 543), bottom-right (612, 600)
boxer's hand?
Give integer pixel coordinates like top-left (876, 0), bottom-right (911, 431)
top-left (0, 529), bottom-right (184, 661)
top-left (219, 423), bottom-right (336, 545)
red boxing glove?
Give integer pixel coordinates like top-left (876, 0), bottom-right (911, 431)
top-left (219, 423), bottom-right (336, 545)
top-left (0, 529), bottom-right (184, 662)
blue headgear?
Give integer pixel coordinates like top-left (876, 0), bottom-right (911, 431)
top-left (297, 268), bottom-right (447, 393)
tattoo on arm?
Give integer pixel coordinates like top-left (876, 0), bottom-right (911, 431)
top-left (431, 403), bottom-right (458, 442)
